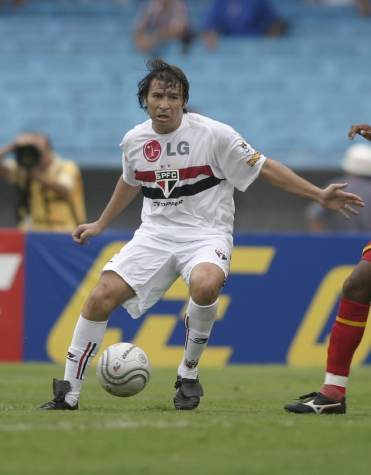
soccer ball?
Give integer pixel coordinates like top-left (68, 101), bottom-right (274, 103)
top-left (96, 342), bottom-right (151, 397)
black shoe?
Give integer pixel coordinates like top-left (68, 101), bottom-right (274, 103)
top-left (284, 392), bottom-right (346, 414)
top-left (39, 379), bottom-right (78, 410)
top-left (173, 376), bottom-right (203, 410)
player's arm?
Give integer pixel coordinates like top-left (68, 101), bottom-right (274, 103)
top-left (348, 124), bottom-right (371, 142)
top-left (260, 158), bottom-right (364, 217)
top-left (72, 177), bottom-right (140, 244)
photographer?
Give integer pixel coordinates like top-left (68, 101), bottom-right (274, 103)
top-left (0, 132), bottom-right (86, 232)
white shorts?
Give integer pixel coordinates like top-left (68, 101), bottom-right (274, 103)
top-left (102, 232), bottom-right (232, 319)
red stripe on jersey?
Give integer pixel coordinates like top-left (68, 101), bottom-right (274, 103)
top-left (135, 165), bottom-right (214, 182)
top-left (180, 166), bottom-right (214, 180)
top-left (135, 170), bottom-right (155, 181)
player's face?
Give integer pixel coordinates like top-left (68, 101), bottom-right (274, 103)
top-left (146, 79), bottom-right (184, 134)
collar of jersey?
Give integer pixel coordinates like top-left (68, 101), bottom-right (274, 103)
top-left (150, 113), bottom-right (188, 137)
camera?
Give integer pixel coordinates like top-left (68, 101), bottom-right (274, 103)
top-left (15, 144), bottom-right (41, 171)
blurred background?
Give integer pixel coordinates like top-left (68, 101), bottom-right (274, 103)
top-left (0, 0), bottom-right (370, 232)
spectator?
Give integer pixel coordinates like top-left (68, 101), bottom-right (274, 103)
top-left (134, 0), bottom-right (194, 55)
top-left (0, 132), bottom-right (86, 232)
top-left (307, 143), bottom-right (371, 232)
top-left (203, 0), bottom-right (288, 49)
top-left (0, 0), bottom-right (26, 8)
top-left (305, 0), bottom-right (370, 17)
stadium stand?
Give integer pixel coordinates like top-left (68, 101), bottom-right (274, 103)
top-left (0, 0), bottom-right (370, 231)
top-left (0, 0), bottom-right (370, 169)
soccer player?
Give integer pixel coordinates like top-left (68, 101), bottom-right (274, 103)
top-left (285, 123), bottom-right (371, 414)
top-left (40, 60), bottom-right (364, 411)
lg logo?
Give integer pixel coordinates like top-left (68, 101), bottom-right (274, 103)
top-left (143, 141), bottom-right (190, 162)
top-left (0, 254), bottom-right (22, 290)
top-left (166, 141), bottom-right (190, 156)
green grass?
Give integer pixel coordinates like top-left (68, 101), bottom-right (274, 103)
top-left (1, 364), bottom-right (371, 475)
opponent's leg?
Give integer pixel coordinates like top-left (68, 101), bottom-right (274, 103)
top-left (320, 260), bottom-right (371, 401)
top-left (174, 262), bottom-right (224, 410)
top-left (40, 271), bottom-right (135, 410)
top-left (285, 257), bottom-right (371, 414)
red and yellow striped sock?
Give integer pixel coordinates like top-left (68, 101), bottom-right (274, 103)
top-left (321, 298), bottom-right (369, 399)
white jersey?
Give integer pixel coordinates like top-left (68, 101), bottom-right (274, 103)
top-left (120, 113), bottom-right (267, 243)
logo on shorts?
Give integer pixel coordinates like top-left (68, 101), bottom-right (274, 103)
top-left (155, 169), bottom-right (179, 198)
top-left (143, 140), bottom-right (162, 162)
top-left (215, 248), bottom-right (228, 261)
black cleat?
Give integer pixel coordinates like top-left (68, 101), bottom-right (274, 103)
top-left (284, 392), bottom-right (346, 414)
top-left (173, 376), bottom-right (203, 410)
top-left (39, 378), bottom-right (78, 410)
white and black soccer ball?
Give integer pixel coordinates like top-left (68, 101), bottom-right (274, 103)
top-left (96, 342), bottom-right (151, 397)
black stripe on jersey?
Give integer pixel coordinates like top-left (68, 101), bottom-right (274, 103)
top-left (142, 176), bottom-right (223, 199)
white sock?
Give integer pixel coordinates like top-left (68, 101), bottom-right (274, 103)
top-left (178, 298), bottom-right (218, 379)
top-left (64, 315), bottom-right (107, 406)
top-left (324, 372), bottom-right (348, 388)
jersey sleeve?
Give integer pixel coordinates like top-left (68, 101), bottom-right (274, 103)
top-left (211, 123), bottom-right (267, 192)
top-left (120, 132), bottom-right (138, 186)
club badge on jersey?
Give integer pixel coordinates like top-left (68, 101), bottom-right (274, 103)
top-left (154, 170), bottom-right (180, 198)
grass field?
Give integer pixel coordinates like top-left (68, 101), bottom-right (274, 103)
top-left (1, 364), bottom-right (371, 475)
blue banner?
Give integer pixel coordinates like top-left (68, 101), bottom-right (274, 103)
top-left (23, 231), bottom-right (371, 367)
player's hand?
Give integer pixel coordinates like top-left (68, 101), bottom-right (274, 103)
top-left (72, 221), bottom-right (105, 245)
top-left (320, 183), bottom-right (365, 218)
top-left (348, 124), bottom-right (371, 142)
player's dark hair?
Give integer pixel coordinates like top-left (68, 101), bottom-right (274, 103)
top-left (137, 59), bottom-right (189, 112)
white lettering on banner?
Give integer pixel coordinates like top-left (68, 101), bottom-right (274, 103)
top-left (0, 254), bottom-right (22, 290)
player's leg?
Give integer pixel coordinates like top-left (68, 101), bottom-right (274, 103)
top-left (63, 271), bottom-right (135, 407)
top-left (320, 259), bottom-right (371, 399)
top-left (40, 271), bottom-right (135, 410)
top-left (40, 233), bottom-right (177, 410)
top-left (174, 239), bottom-right (230, 410)
top-left (178, 262), bottom-right (225, 379)
top-left (285, 245), bottom-right (371, 414)
top-left (175, 262), bottom-right (225, 410)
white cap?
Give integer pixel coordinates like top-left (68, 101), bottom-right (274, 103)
top-left (342, 143), bottom-right (371, 176)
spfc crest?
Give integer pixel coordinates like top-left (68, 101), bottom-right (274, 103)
top-left (155, 169), bottom-right (179, 198)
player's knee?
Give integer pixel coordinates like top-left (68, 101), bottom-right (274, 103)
top-left (84, 282), bottom-right (119, 318)
top-left (190, 280), bottom-right (221, 305)
top-left (342, 274), bottom-right (371, 304)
